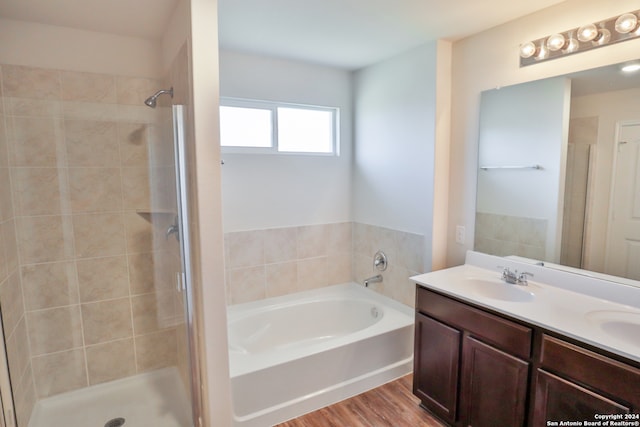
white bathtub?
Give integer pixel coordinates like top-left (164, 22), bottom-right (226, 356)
top-left (227, 283), bottom-right (415, 426)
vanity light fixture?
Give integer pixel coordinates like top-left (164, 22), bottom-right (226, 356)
top-left (520, 9), bottom-right (640, 67)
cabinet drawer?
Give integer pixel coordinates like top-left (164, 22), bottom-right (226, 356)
top-left (540, 335), bottom-right (640, 408)
top-left (416, 287), bottom-right (532, 359)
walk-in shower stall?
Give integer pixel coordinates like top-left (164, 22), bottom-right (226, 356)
top-left (0, 42), bottom-right (202, 427)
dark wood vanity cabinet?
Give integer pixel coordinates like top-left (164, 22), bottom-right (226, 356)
top-left (532, 335), bottom-right (640, 424)
top-left (414, 312), bottom-right (461, 423)
top-left (413, 286), bottom-right (640, 427)
top-left (414, 287), bottom-right (532, 427)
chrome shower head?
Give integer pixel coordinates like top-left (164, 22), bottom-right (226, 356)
top-left (144, 87), bottom-right (173, 108)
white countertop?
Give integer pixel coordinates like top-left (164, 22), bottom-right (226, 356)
top-left (411, 251), bottom-right (640, 363)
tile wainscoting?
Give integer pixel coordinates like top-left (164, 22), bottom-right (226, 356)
top-left (224, 222), bottom-right (424, 307)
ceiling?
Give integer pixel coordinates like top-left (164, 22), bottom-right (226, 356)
top-left (218, 0), bottom-right (568, 69)
top-left (0, 0), bottom-right (568, 70)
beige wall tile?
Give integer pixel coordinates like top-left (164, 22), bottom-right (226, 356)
top-left (7, 116), bottom-right (63, 167)
top-left (27, 305), bottom-right (83, 355)
top-left (353, 253), bottom-right (374, 286)
top-left (60, 71), bottom-right (116, 104)
top-left (397, 231), bottom-right (424, 273)
top-left (68, 167), bottom-right (123, 213)
top-left (297, 257), bottom-right (328, 291)
top-left (0, 167), bottom-right (12, 220)
top-left (263, 227), bottom-right (297, 264)
top-left (17, 215), bottom-right (74, 263)
top-left (2, 65), bottom-right (61, 100)
top-left (11, 167), bottom-right (66, 215)
top-left (121, 167), bottom-right (151, 210)
top-left (0, 219), bottom-right (17, 276)
top-left (371, 226), bottom-right (397, 262)
top-left (0, 118), bottom-right (7, 168)
top-left (73, 213), bottom-right (125, 258)
top-left (353, 222), bottom-right (374, 256)
top-left (81, 298), bottom-right (133, 345)
top-left (0, 228), bottom-right (6, 282)
top-left (132, 292), bottom-right (175, 335)
top-left (124, 211), bottom-right (155, 254)
top-left (226, 230), bottom-right (264, 269)
top-left (6, 318), bottom-right (31, 393)
top-left (64, 120), bottom-right (119, 167)
top-left (21, 261), bottom-right (78, 310)
top-left (328, 253), bottom-right (352, 285)
top-left (14, 365), bottom-right (36, 427)
top-left (327, 222), bottom-right (352, 254)
top-left (265, 261), bottom-right (298, 298)
top-left (32, 349), bottom-right (87, 398)
top-left (116, 77), bottom-right (159, 106)
top-left (86, 338), bottom-right (135, 385)
top-left (128, 252), bottom-right (155, 295)
top-left (62, 101), bottom-right (119, 122)
top-left (76, 256), bottom-right (129, 303)
top-left (297, 225), bottom-right (328, 259)
top-left (0, 271), bottom-right (24, 336)
top-left (135, 329), bottom-right (177, 372)
top-left (5, 98), bottom-right (62, 117)
top-left (227, 266), bottom-right (265, 304)
top-left (118, 122), bottom-right (150, 167)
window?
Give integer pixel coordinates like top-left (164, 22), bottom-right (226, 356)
top-left (219, 98), bottom-right (339, 155)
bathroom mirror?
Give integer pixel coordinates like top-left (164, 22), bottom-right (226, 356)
top-left (475, 60), bottom-right (640, 283)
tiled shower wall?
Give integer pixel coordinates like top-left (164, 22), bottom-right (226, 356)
top-left (474, 212), bottom-right (547, 260)
top-left (0, 63), bottom-right (184, 425)
top-left (224, 222), bottom-right (424, 307)
top-left (0, 66), bottom-right (33, 427)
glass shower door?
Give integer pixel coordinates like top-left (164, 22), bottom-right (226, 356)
top-left (144, 99), bottom-right (200, 427)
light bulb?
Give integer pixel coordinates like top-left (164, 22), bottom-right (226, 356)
top-left (593, 28), bottom-right (611, 45)
top-left (519, 41), bottom-right (537, 58)
top-left (577, 24), bottom-right (598, 42)
top-left (546, 34), bottom-right (567, 51)
top-left (615, 13), bottom-right (638, 34)
top-left (562, 32), bottom-right (579, 54)
top-left (535, 42), bottom-right (549, 60)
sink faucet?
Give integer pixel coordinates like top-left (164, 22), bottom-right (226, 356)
top-left (364, 274), bottom-right (383, 287)
top-left (499, 267), bottom-right (533, 286)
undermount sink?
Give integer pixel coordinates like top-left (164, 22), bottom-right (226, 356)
top-left (586, 311), bottom-right (640, 348)
top-left (460, 277), bottom-right (536, 302)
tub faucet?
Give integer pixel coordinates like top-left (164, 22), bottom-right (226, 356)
top-left (364, 274), bottom-right (383, 287)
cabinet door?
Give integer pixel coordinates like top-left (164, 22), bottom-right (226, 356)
top-left (413, 312), bottom-right (461, 424)
top-left (460, 336), bottom-right (529, 427)
top-left (532, 369), bottom-right (630, 424)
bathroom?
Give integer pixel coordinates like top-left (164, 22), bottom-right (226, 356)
top-left (0, 0), bottom-right (639, 425)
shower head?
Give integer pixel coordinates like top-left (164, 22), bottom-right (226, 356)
top-left (144, 87), bottom-right (173, 108)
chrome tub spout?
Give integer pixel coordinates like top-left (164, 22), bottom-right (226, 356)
top-left (363, 274), bottom-right (383, 287)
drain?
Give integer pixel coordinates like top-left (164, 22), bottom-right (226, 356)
top-left (104, 418), bottom-right (125, 427)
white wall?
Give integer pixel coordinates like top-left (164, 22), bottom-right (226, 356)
top-left (0, 18), bottom-right (161, 77)
top-left (448, 0), bottom-right (640, 267)
top-left (476, 77), bottom-right (570, 261)
top-left (571, 87), bottom-right (640, 273)
top-left (218, 50), bottom-right (353, 231)
top-left (353, 42), bottom-right (439, 271)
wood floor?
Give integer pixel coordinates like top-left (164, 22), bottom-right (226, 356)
top-left (274, 374), bottom-right (446, 427)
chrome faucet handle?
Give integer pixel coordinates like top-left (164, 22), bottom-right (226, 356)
top-left (498, 266), bottom-right (518, 284)
top-left (517, 272), bottom-right (533, 285)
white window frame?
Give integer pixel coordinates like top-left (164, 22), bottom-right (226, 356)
top-left (219, 97), bottom-right (340, 156)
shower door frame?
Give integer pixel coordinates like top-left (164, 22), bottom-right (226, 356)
top-left (172, 104), bottom-right (204, 427)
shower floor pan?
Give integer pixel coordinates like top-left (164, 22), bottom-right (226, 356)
top-left (28, 367), bottom-right (192, 427)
